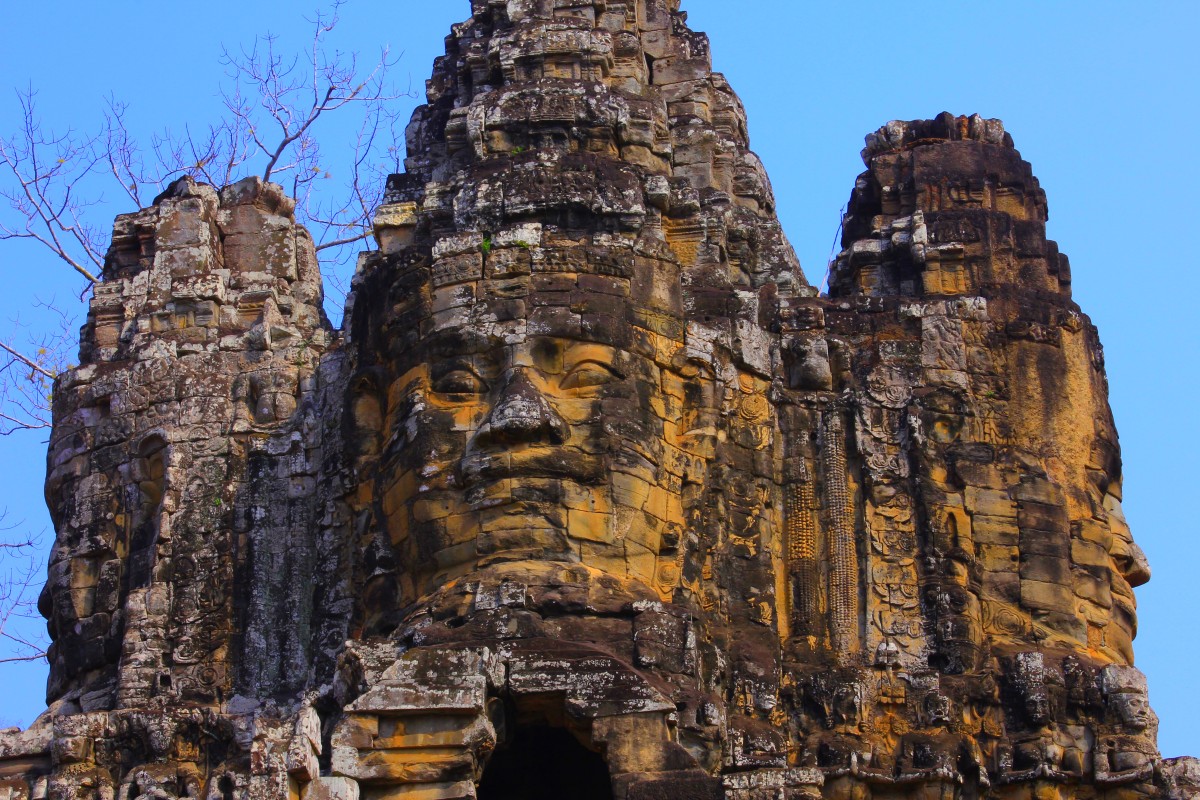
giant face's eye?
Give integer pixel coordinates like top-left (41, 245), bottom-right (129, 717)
top-left (432, 368), bottom-right (488, 396)
top-left (559, 360), bottom-right (623, 392)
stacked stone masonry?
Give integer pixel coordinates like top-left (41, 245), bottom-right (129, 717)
top-left (1, 1), bottom-right (1195, 799)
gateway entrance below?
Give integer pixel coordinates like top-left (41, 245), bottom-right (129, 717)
top-left (476, 725), bottom-right (612, 800)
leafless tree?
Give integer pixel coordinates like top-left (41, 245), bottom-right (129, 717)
top-left (0, 1), bottom-right (407, 440)
top-left (0, 4), bottom-right (408, 675)
top-left (0, 300), bottom-right (75, 436)
top-left (0, 512), bottom-right (46, 665)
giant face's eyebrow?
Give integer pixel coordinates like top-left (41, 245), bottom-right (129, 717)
top-left (560, 341), bottom-right (620, 372)
top-left (419, 329), bottom-right (495, 360)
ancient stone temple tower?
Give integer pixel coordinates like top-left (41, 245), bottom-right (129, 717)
top-left (1, 1), bottom-right (1195, 799)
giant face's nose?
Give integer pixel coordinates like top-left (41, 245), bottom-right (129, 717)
top-left (469, 368), bottom-right (568, 450)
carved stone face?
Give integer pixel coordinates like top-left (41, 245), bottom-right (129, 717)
top-left (1111, 692), bottom-right (1152, 732)
top-left (1022, 689), bottom-right (1050, 728)
top-left (832, 683), bottom-right (863, 729)
top-left (923, 693), bottom-right (953, 728)
top-left (368, 255), bottom-right (706, 612)
top-left (1103, 665), bottom-right (1153, 732)
top-left (1012, 653), bottom-right (1052, 729)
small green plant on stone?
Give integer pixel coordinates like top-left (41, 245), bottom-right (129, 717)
top-left (480, 235), bottom-right (493, 255)
top-left (293, 338), bottom-right (313, 367)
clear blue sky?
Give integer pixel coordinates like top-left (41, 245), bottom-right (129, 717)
top-left (1, 0), bottom-right (1197, 758)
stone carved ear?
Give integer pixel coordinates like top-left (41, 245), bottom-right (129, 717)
top-left (231, 374), bottom-right (255, 426)
top-left (349, 371), bottom-right (386, 460)
top-left (136, 435), bottom-right (168, 510)
top-left (359, 529), bottom-right (401, 638)
top-left (123, 434), bottom-right (169, 592)
top-left (675, 359), bottom-right (718, 458)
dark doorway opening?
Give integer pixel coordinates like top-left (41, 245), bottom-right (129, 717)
top-left (477, 725), bottom-right (612, 800)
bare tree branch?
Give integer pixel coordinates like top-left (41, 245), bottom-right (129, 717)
top-left (0, 8), bottom-right (414, 674)
top-left (0, 2), bottom-right (410, 446)
top-left (0, 88), bottom-right (105, 285)
top-left (0, 510), bottom-right (47, 665)
top-left (0, 299), bottom-right (75, 436)
top-left (0, 14), bottom-right (413, 668)
top-left (0, 341), bottom-right (53, 380)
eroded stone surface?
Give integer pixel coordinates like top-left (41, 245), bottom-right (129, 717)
top-left (0, 2), bottom-right (1192, 799)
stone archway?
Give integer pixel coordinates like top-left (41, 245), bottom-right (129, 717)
top-left (476, 724), bottom-right (612, 800)
top-left (323, 640), bottom-right (722, 800)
